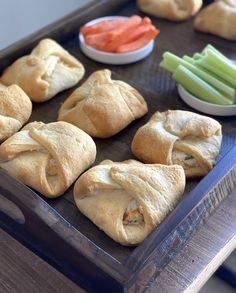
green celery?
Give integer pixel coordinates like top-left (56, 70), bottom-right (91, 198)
top-left (161, 52), bottom-right (182, 72)
top-left (195, 62), bottom-right (236, 88)
top-left (193, 53), bottom-right (203, 60)
top-left (160, 59), bottom-right (176, 73)
top-left (196, 48), bottom-right (236, 79)
top-left (183, 55), bottom-right (194, 64)
top-left (161, 52), bottom-right (235, 100)
top-left (172, 65), bottom-right (233, 105)
top-left (203, 45), bottom-right (231, 64)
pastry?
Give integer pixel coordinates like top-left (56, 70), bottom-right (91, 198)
top-left (0, 121), bottom-right (96, 198)
top-left (131, 110), bottom-right (222, 177)
top-left (58, 69), bottom-right (148, 138)
top-left (0, 38), bottom-right (85, 102)
top-left (137, 0), bottom-right (203, 21)
top-left (74, 159), bottom-right (185, 245)
top-left (194, 0), bottom-right (236, 40)
top-left (0, 84), bottom-right (32, 143)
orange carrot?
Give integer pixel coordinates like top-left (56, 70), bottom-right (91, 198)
top-left (108, 16), bottom-right (151, 42)
top-left (85, 31), bottom-right (109, 46)
top-left (95, 17), bottom-right (151, 52)
top-left (116, 26), bottom-right (159, 53)
top-left (81, 15), bottom-right (141, 36)
top-left (141, 16), bottom-right (152, 25)
top-left (98, 23), bottom-right (153, 52)
top-left (81, 19), bottom-right (126, 35)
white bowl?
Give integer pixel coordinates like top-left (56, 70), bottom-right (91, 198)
top-left (79, 16), bottom-right (154, 65)
top-left (178, 84), bottom-right (236, 116)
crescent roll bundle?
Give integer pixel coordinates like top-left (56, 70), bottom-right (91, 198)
top-left (137, 0), bottom-right (203, 21)
top-left (131, 110), bottom-right (222, 177)
top-left (194, 0), bottom-right (236, 40)
top-left (74, 159), bottom-right (185, 245)
top-left (0, 84), bottom-right (32, 143)
top-left (0, 39), bottom-right (85, 102)
top-left (0, 121), bottom-right (96, 198)
top-left (58, 69), bottom-right (148, 138)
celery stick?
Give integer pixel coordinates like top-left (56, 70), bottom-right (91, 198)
top-left (203, 45), bottom-right (231, 63)
top-left (196, 62), bottom-right (236, 87)
top-left (173, 65), bottom-right (233, 105)
top-left (162, 53), bottom-right (235, 100)
top-left (183, 55), bottom-right (194, 64)
top-left (193, 53), bottom-right (203, 60)
top-left (161, 52), bottom-right (183, 72)
top-left (197, 48), bottom-right (236, 79)
top-left (160, 60), bottom-right (176, 73)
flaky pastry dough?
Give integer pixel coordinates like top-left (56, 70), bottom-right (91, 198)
top-left (58, 69), bottom-right (148, 138)
top-left (74, 159), bottom-right (185, 245)
top-left (137, 0), bottom-right (202, 21)
top-left (0, 84), bottom-right (32, 142)
top-left (131, 110), bottom-right (222, 177)
top-left (0, 121), bottom-right (96, 198)
top-left (0, 39), bottom-right (85, 102)
top-left (194, 0), bottom-right (236, 40)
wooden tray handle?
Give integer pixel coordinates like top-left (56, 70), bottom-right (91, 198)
top-left (0, 192), bottom-right (25, 224)
top-left (0, 171), bottom-right (124, 291)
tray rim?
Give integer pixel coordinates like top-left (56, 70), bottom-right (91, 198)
top-left (0, 0), bottom-right (236, 291)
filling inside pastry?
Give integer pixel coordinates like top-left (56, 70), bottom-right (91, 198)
top-left (123, 199), bottom-right (144, 226)
top-left (44, 55), bottom-right (59, 78)
top-left (43, 55), bottom-right (75, 80)
top-left (172, 150), bottom-right (199, 170)
top-left (46, 158), bottom-right (58, 176)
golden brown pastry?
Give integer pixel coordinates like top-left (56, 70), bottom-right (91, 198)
top-left (58, 69), bottom-right (148, 138)
top-left (131, 110), bottom-right (222, 178)
top-left (137, 0), bottom-right (203, 21)
top-left (194, 0), bottom-right (236, 40)
top-left (74, 159), bottom-right (185, 245)
top-left (0, 121), bottom-right (96, 198)
top-left (0, 39), bottom-right (85, 102)
top-left (0, 84), bottom-right (32, 143)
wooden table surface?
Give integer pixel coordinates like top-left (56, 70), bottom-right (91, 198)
top-left (1, 188), bottom-right (235, 293)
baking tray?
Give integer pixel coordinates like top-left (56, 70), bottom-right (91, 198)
top-left (0, 0), bottom-right (236, 292)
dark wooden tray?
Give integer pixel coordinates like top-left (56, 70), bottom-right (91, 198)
top-left (0, 0), bottom-right (236, 292)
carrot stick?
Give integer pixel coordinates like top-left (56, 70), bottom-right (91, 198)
top-left (98, 23), bottom-right (153, 52)
top-left (141, 16), bottom-right (152, 25)
top-left (80, 15), bottom-right (141, 36)
top-left (85, 31), bottom-right (109, 46)
top-left (81, 19), bottom-right (126, 35)
top-left (95, 17), bottom-right (152, 52)
top-left (108, 16), bottom-right (147, 42)
top-left (116, 26), bottom-right (159, 53)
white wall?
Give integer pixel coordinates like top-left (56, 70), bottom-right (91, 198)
top-left (0, 0), bottom-right (93, 49)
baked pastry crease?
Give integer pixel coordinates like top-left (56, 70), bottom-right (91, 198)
top-left (137, 0), bottom-right (203, 21)
top-left (131, 110), bottom-right (222, 177)
top-left (0, 121), bottom-right (96, 198)
top-left (0, 39), bottom-right (85, 102)
top-left (0, 84), bottom-right (32, 142)
top-left (74, 159), bottom-right (185, 245)
top-left (58, 69), bottom-right (148, 138)
top-left (194, 0), bottom-right (236, 40)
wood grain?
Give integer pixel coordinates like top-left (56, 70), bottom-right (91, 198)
top-left (0, 228), bottom-right (84, 293)
top-left (0, 0), bottom-right (236, 292)
top-left (1, 190), bottom-right (235, 293)
top-left (147, 188), bottom-right (236, 293)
